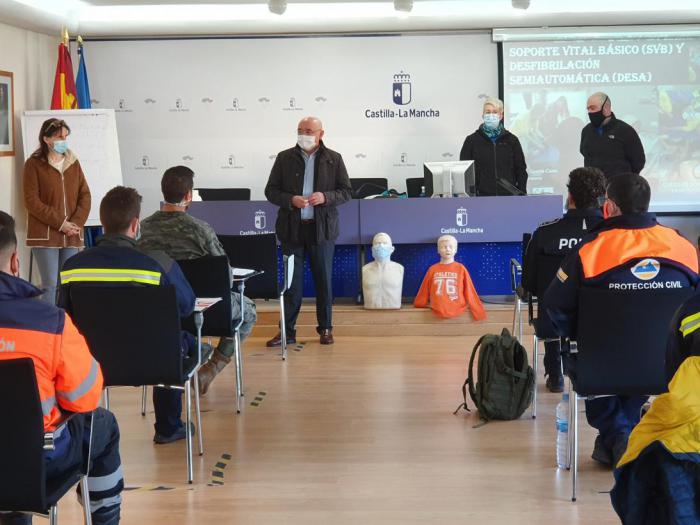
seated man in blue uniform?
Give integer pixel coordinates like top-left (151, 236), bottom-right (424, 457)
top-left (59, 186), bottom-right (197, 444)
top-left (611, 291), bottom-right (700, 523)
top-left (522, 166), bottom-right (606, 392)
top-left (544, 173), bottom-right (699, 467)
top-left (0, 211), bottom-right (123, 525)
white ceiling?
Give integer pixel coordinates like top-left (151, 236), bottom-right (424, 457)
top-left (1, 0), bottom-right (699, 38)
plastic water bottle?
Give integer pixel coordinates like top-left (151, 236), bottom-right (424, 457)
top-left (419, 185), bottom-right (426, 198)
top-left (556, 393), bottom-right (569, 469)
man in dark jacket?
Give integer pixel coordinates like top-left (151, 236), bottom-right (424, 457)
top-left (264, 116), bottom-right (352, 346)
top-left (59, 186), bottom-right (197, 445)
top-left (544, 173), bottom-right (699, 467)
top-left (522, 167), bottom-right (606, 392)
top-left (580, 92), bottom-right (645, 180)
top-left (459, 98), bottom-right (528, 196)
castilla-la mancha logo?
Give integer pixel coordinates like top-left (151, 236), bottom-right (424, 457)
top-left (135, 155), bottom-right (157, 171)
top-left (393, 71), bottom-right (411, 105)
top-left (254, 210), bottom-right (267, 230)
top-left (456, 207), bottom-right (468, 227)
top-left (440, 205), bottom-right (483, 235)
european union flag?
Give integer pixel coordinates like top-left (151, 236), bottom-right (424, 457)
top-left (76, 43), bottom-right (91, 109)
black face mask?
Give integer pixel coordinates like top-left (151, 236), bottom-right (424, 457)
top-left (588, 96), bottom-right (608, 127)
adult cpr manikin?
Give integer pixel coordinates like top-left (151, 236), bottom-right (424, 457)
top-left (362, 232), bottom-right (404, 310)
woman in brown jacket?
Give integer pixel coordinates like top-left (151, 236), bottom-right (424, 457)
top-left (23, 118), bottom-right (91, 303)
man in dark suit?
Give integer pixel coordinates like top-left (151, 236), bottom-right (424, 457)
top-left (265, 116), bottom-right (352, 346)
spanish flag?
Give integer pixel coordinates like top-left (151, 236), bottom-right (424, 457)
top-left (51, 41), bottom-right (77, 110)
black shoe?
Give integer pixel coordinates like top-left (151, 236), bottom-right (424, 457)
top-left (591, 435), bottom-right (612, 466)
top-left (91, 504), bottom-right (121, 525)
top-left (611, 434), bottom-right (629, 468)
top-left (545, 374), bottom-right (564, 393)
top-left (154, 422), bottom-right (195, 444)
top-left (266, 331), bottom-right (296, 347)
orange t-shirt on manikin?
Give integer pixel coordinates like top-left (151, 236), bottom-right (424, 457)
top-left (413, 261), bottom-right (487, 320)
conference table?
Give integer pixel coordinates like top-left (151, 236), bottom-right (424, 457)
top-left (189, 195), bottom-right (562, 244)
top-left (188, 195), bottom-right (563, 297)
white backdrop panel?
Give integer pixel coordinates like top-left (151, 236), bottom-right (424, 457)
top-left (84, 34), bottom-right (497, 214)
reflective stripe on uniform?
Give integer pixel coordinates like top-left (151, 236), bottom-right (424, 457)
top-left (79, 493), bottom-right (122, 513)
top-left (60, 268), bottom-right (161, 286)
top-left (41, 396), bottom-right (56, 416)
top-left (56, 359), bottom-right (99, 402)
top-left (680, 311), bottom-right (700, 338)
top-left (88, 465), bottom-right (124, 492)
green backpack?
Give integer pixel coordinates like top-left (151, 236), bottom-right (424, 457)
top-left (454, 328), bottom-right (535, 423)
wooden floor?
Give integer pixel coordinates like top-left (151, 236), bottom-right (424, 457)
top-left (58, 334), bottom-right (620, 524)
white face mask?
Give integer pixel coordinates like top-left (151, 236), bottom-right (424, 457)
top-left (297, 134), bottom-right (317, 152)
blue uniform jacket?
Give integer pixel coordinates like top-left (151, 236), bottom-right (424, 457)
top-left (543, 213), bottom-right (699, 338)
top-left (58, 234), bottom-right (196, 352)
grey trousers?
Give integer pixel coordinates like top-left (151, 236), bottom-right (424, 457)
top-left (32, 247), bottom-right (79, 305)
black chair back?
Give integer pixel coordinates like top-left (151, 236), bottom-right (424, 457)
top-left (574, 287), bottom-right (693, 396)
top-left (197, 188), bottom-right (251, 201)
top-left (218, 234), bottom-right (277, 299)
top-left (177, 256), bottom-right (233, 338)
top-left (70, 286), bottom-right (186, 386)
top-left (405, 177), bottom-right (424, 198)
top-left (0, 358), bottom-right (47, 512)
top-left (350, 178), bottom-right (388, 199)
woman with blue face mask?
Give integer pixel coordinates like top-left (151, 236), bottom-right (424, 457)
top-left (22, 118), bottom-right (91, 304)
top-left (459, 98), bottom-right (529, 196)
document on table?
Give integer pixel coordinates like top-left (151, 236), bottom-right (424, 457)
top-left (195, 297), bottom-right (223, 312)
top-left (231, 267), bottom-right (257, 278)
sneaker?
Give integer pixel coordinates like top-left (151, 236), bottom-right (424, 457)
top-left (545, 374), bottom-right (564, 393)
top-left (154, 422), bottom-right (195, 444)
top-left (591, 434), bottom-right (612, 466)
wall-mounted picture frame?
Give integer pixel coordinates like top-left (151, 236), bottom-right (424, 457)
top-left (0, 70), bottom-right (15, 157)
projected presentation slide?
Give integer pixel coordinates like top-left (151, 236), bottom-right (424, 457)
top-left (503, 37), bottom-right (700, 212)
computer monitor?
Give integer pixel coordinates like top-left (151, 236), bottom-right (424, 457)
top-left (423, 161), bottom-right (476, 197)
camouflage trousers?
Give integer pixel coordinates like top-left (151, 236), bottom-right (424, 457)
top-left (221, 292), bottom-right (257, 353)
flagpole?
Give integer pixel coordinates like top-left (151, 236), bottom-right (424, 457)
top-left (52, 27), bottom-right (78, 109)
